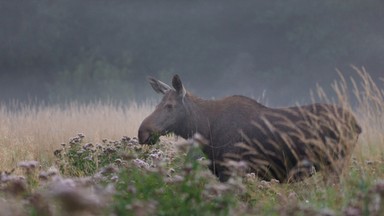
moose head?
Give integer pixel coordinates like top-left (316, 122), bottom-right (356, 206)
top-left (138, 75), bottom-right (188, 144)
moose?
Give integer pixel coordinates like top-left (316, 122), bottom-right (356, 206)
top-left (138, 75), bottom-right (362, 183)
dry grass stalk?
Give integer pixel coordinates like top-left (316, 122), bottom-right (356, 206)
top-left (0, 101), bottom-right (153, 170)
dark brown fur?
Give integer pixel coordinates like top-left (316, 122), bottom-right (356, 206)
top-left (138, 75), bottom-right (362, 182)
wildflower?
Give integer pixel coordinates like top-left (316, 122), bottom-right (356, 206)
top-left (1, 174), bottom-right (24, 183)
top-left (18, 160), bottom-right (39, 169)
top-left (83, 143), bottom-right (94, 150)
top-left (245, 173), bottom-right (256, 181)
top-left (205, 183), bottom-right (230, 196)
top-left (46, 167), bottom-right (59, 177)
top-left (271, 179), bottom-right (280, 184)
top-left (227, 160), bottom-right (247, 170)
top-left (5, 178), bottom-right (27, 196)
top-left (260, 179), bottom-right (272, 185)
top-left (121, 136), bottom-right (131, 143)
top-left (104, 147), bottom-right (116, 154)
top-left (133, 159), bottom-right (150, 169)
top-left (77, 149), bottom-right (85, 155)
top-left (130, 137), bottom-right (139, 145)
top-left (54, 149), bottom-right (62, 156)
top-left (134, 145), bottom-right (142, 151)
top-left (149, 150), bottom-right (163, 160)
top-left (193, 133), bottom-right (209, 146)
top-left (197, 157), bottom-right (210, 166)
top-left (69, 136), bottom-right (82, 145)
top-left (110, 175), bottom-right (119, 182)
top-left (366, 160), bottom-right (375, 165)
top-left (288, 192), bottom-right (298, 201)
top-left (84, 156), bottom-right (93, 161)
top-left (227, 160), bottom-right (248, 177)
top-left (39, 172), bottom-right (49, 181)
top-left (100, 165), bottom-right (118, 175)
top-left (18, 160), bottom-right (39, 174)
top-left (115, 159), bottom-right (122, 165)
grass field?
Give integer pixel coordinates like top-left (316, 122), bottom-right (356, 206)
top-left (0, 101), bottom-right (154, 170)
top-left (0, 68), bottom-right (383, 215)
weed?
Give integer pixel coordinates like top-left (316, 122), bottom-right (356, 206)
top-left (113, 142), bottom-right (239, 216)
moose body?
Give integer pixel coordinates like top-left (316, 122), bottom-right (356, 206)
top-left (138, 75), bottom-right (362, 182)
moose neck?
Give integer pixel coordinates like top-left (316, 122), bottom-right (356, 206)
top-left (175, 94), bottom-right (219, 140)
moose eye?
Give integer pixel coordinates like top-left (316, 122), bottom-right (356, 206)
top-left (165, 104), bottom-right (173, 111)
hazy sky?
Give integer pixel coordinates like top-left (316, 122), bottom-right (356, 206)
top-left (0, 1), bottom-right (383, 105)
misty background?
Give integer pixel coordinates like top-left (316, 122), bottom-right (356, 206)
top-left (1, 0), bottom-right (383, 106)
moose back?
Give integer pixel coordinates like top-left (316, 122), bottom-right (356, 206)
top-left (138, 75), bottom-right (362, 182)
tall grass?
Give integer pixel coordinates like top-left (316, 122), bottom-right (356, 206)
top-left (0, 101), bottom-right (153, 170)
top-left (350, 67), bottom-right (384, 161)
top-left (237, 67), bottom-right (384, 214)
top-left (310, 67), bottom-right (384, 160)
top-left (0, 67), bottom-right (383, 215)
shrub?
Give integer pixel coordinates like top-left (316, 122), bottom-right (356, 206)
top-left (54, 133), bottom-right (142, 177)
top-left (113, 145), bottom-right (240, 216)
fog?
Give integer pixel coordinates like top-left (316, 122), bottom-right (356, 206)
top-left (0, 0), bottom-right (383, 106)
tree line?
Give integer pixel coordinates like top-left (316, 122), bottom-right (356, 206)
top-left (0, 0), bottom-right (383, 105)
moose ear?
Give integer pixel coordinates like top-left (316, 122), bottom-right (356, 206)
top-left (172, 74), bottom-right (186, 97)
top-left (147, 76), bottom-right (172, 94)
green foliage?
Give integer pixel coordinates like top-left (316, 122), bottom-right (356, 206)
top-left (53, 134), bottom-right (239, 215)
top-left (105, 135), bottom-right (384, 215)
top-left (2, 134), bottom-right (384, 215)
top-left (146, 132), bottom-right (162, 145)
top-left (113, 159), bottom-right (237, 216)
top-left (54, 134), bottom-right (138, 176)
top-left (57, 137), bottom-right (96, 176)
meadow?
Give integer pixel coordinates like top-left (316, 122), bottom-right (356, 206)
top-left (0, 68), bottom-right (383, 215)
top-left (0, 101), bottom-right (153, 170)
